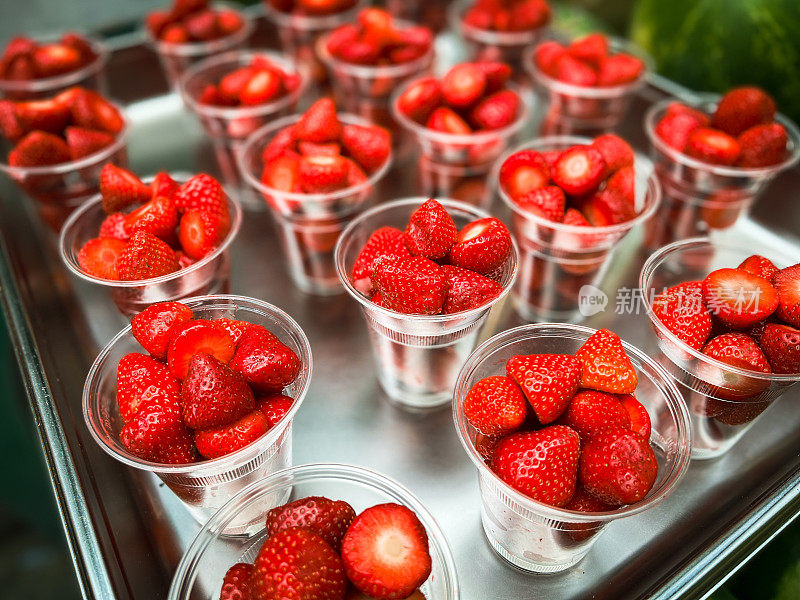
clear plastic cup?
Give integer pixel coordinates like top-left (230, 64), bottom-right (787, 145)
top-left (642, 96), bottom-right (800, 250)
top-left (386, 0), bottom-right (451, 33)
top-left (144, 4), bottom-right (255, 89)
top-left (496, 136), bottom-right (661, 322)
top-left (0, 106), bottom-right (129, 232)
top-left (262, 0), bottom-right (365, 85)
top-left (168, 463), bottom-right (459, 599)
top-left (523, 37), bottom-right (651, 133)
top-left (453, 323), bottom-right (692, 573)
top-left (640, 238), bottom-right (800, 459)
top-left (178, 50), bottom-right (306, 192)
top-left (59, 174), bottom-right (242, 317)
top-left (335, 197), bottom-right (519, 410)
top-left (237, 113), bottom-right (392, 295)
top-left (417, 155), bottom-right (493, 208)
top-left (83, 295), bottom-right (312, 534)
top-left (0, 33), bottom-right (109, 100)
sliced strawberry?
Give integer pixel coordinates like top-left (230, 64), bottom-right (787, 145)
top-left (737, 123), bottom-right (788, 168)
top-left (759, 323), bottom-right (800, 374)
top-left (506, 353), bottom-right (582, 423)
top-left (371, 255), bottom-right (447, 315)
top-left (220, 563), bottom-right (253, 600)
top-left (32, 43), bottom-right (82, 77)
top-left (558, 390), bottom-right (631, 440)
top-left (440, 63), bottom-right (486, 108)
top-left (117, 231), bottom-right (180, 281)
top-left (604, 165), bottom-right (635, 207)
top-left (463, 375), bottom-right (526, 436)
top-left (591, 134), bottom-right (634, 175)
top-left (298, 154), bottom-right (349, 193)
top-left (64, 126), bottom-right (115, 160)
top-left (167, 319), bottom-right (235, 380)
top-left (341, 123), bottom-right (391, 174)
top-left (654, 106), bottom-right (707, 152)
top-left (552, 145), bottom-right (606, 196)
top-left (77, 237), bottom-right (126, 280)
top-left (597, 54), bottom-right (644, 86)
top-left (0, 100), bottom-right (24, 142)
top-left (267, 496), bottom-right (356, 552)
top-left (179, 209), bottom-right (226, 260)
top-left (578, 188), bottom-right (636, 226)
top-left (441, 264), bottom-right (503, 314)
top-left (119, 399), bottom-right (194, 464)
top-left (403, 199), bottom-right (457, 260)
top-left (554, 53), bottom-right (597, 86)
top-left (498, 150), bottom-right (550, 199)
top-left (15, 99), bottom-right (71, 134)
top-left (124, 194), bottom-right (179, 239)
top-left (425, 107), bottom-right (471, 134)
top-left (294, 97), bottom-right (342, 143)
top-left (182, 352), bottom-right (254, 429)
top-left (475, 61), bottom-right (512, 92)
top-left (712, 86), bottom-right (775, 137)
top-left (686, 127), bottom-right (741, 166)
top-left (515, 186), bottom-right (565, 222)
top-left (131, 301), bottom-right (194, 361)
top-left (652, 281), bottom-right (712, 350)
top-left (261, 151), bottom-right (301, 192)
top-left (702, 267), bottom-right (779, 329)
top-left (116, 352), bottom-right (182, 423)
top-left (396, 77), bottom-right (441, 123)
top-left (468, 89), bottom-right (519, 130)
top-left (8, 131), bottom-right (70, 167)
top-left (261, 125), bottom-right (297, 163)
top-left (351, 226), bottom-right (410, 294)
top-left (69, 88), bottom-right (125, 134)
top-left (240, 67), bottom-right (283, 106)
top-left (229, 325), bottom-right (301, 393)
top-left (617, 394), bottom-right (651, 440)
top-left (533, 41), bottom-right (566, 77)
top-left (574, 329), bottom-right (638, 394)
top-left (448, 217), bottom-right (512, 276)
top-left (100, 164), bottom-right (151, 214)
top-left (194, 409), bottom-right (268, 459)
top-left (738, 255), bottom-right (779, 280)
top-left (568, 33), bottom-right (608, 67)
top-left (299, 141), bottom-right (341, 157)
top-left (255, 394), bottom-right (294, 428)
top-left (98, 212), bottom-right (128, 240)
top-left (214, 318), bottom-right (251, 345)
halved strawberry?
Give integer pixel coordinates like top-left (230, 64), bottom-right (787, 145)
top-left (440, 63), bottom-right (486, 108)
top-left (712, 87), bottom-right (775, 137)
top-left (558, 390), bottom-right (630, 440)
top-left (515, 186), bottom-right (565, 222)
top-left (185, 10), bottom-right (220, 41)
top-left (652, 281), bottom-right (712, 350)
top-left (229, 325), bottom-right (301, 393)
top-left (69, 88), bottom-right (125, 134)
top-left (8, 131), bottom-right (70, 167)
top-left (498, 150), bottom-right (550, 199)
top-left (448, 217), bottom-right (512, 276)
top-left (98, 212), bottom-right (128, 240)
top-left (299, 141), bottom-right (341, 157)
top-left (617, 394), bottom-right (651, 440)
top-left (425, 107), bottom-right (471, 134)
top-left (759, 323), bottom-right (800, 374)
top-left (654, 105), bottom-right (707, 152)
top-left (396, 77), bottom-right (441, 123)
top-left (166, 319), bottom-right (236, 379)
top-left (604, 165), bottom-right (635, 206)
top-left (119, 399), bottom-right (194, 464)
top-left (578, 188), bottom-right (636, 226)
top-left (124, 194), bottom-right (179, 239)
top-left (596, 54), bottom-right (644, 86)
top-left (150, 171), bottom-right (180, 199)
top-left (737, 123), bottom-right (788, 168)
top-left (15, 99), bottom-right (70, 134)
top-left (116, 352), bottom-right (182, 423)
top-left (441, 264), bottom-right (503, 314)
top-left (574, 329), bottom-right (638, 394)
top-left (32, 43), bottom-right (82, 76)
top-left (240, 67), bottom-right (283, 106)
top-left (64, 126), bottom-right (115, 160)
top-left (160, 23), bottom-right (189, 43)
top-left (117, 231), bottom-right (180, 281)
top-left (215, 318), bottom-right (251, 345)
top-left (738, 255), bottom-right (779, 280)
top-left (178, 209), bottom-right (226, 260)
top-left (261, 125), bottom-right (297, 163)
top-left (220, 563), bottom-right (253, 600)
top-left (552, 145), bottom-right (606, 196)
top-left (100, 164), bottom-right (151, 214)
top-left (194, 409), bottom-right (268, 459)
top-left (182, 352), bottom-right (254, 429)
top-left (294, 97), bottom-right (342, 143)
top-left (772, 264), bottom-right (800, 327)
top-left (255, 394), bottom-right (294, 428)
top-left (506, 353), bottom-right (581, 423)
top-left (686, 128), bottom-right (741, 166)
top-left (371, 255), bottom-right (447, 315)
top-left (131, 301), bottom-right (194, 361)
top-left (299, 154), bottom-right (349, 193)
top-left (533, 40), bottom-right (566, 77)
top-left (351, 226), bottom-right (410, 295)
top-left (591, 134), bottom-right (634, 175)
top-left (464, 375), bottom-right (526, 436)
top-left (475, 61), bottom-right (512, 92)
top-left (267, 496), bottom-right (356, 552)
top-left (702, 267), bottom-right (779, 329)
top-left (261, 151), bottom-right (301, 192)
top-left (219, 66), bottom-right (255, 102)
top-left (77, 237), bottom-right (126, 280)
top-left (0, 100), bottom-right (24, 142)
top-left (341, 123), bottom-right (391, 174)
top-left (469, 89), bottom-right (519, 130)
top-left (555, 53), bottom-right (597, 86)
top-left (568, 34), bottom-right (608, 67)
top-left (216, 9), bottom-right (244, 35)
top-left (403, 199), bottom-right (457, 260)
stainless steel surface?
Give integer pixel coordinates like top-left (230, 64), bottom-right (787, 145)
top-left (2, 16), bottom-right (800, 600)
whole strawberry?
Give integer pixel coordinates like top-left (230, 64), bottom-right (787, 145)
top-left (447, 217), bottom-right (512, 276)
top-left (652, 281), bottom-right (712, 350)
top-left (403, 199), bottom-right (457, 260)
top-left (574, 329), bottom-right (638, 394)
top-left (441, 264), bottom-right (503, 314)
top-left (194, 409), bottom-right (269, 459)
top-left (116, 352), bottom-right (182, 423)
top-left (558, 390), bottom-right (631, 440)
top-left (100, 164), bottom-right (151, 214)
top-left (119, 400), bottom-right (195, 464)
top-left (505, 353), bottom-right (581, 423)
top-left (371, 255), bottom-right (447, 315)
top-left (341, 123), bottom-right (391, 174)
top-left (757, 323), bottom-right (800, 374)
top-left (351, 226), bottom-right (410, 295)
top-left (267, 496), bottom-right (357, 552)
top-left (220, 563), bottom-right (253, 600)
top-left (131, 301), bottom-right (194, 361)
top-left (229, 325), bottom-right (301, 393)
top-left (464, 375), bottom-right (527, 436)
top-left (181, 352), bottom-right (255, 429)
top-left (117, 231), bottom-right (180, 281)
top-left (772, 264), bottom-right (800, 328)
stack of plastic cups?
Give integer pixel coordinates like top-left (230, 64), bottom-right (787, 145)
top-left (497, 136), bottom-right (660, 322)
top-left (237, 113), bottom-right (392, 295)
top-left (336, 198), bottom-right (518, 410)
top-left (642, 96), bottom-right (800, 251)
top-left (83, 295), bottom-right (312, 534)
top-left (640, 238), bottom-right (800, 459)
top-left (454, 323), bottom-right (692, 573)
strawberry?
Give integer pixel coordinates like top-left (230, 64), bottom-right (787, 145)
top-left (173, 173), bottom-right (229, 219)
top-left (219, 66), bottom-right (256, 102)
top-left (655, 105), bottom-right (707, 152)
top-left (562, 207), bottom-right (591, 227)
top-left (255, 394), bottom-right (294, 428)
top-left (554, 53), bottom-right (596, 86)
top-left (371, 255), bottom-right (447, 315)
top-left (565, 485), bottom-right (614, 513)
top-left (69, 88), bottom-right (125, 134)
top-left (98, 213), bottom-right (128, 240)
top-left (463, 375), bottom-right (526, 436)
top-left (267, 496), bottom-right (356, 552)
top-left (552, 145), bottom-right (606, 196)
top-left (119, 399), bottom-right (194, 464)
top-left (347, 589), bottom-right (425, 600)
top-left (131, 301), bottom-right (194, 361)
top-left (505, 353), bottom-right (581, 423)
top-left (217, 10), bottom-right (244, 35)
top-left (250, 527), bottom-right (347, 600)
top-left (738, 255), bottom-right (779, 281)
top-left (185, 10), bottom-right (220, 41)
top-left (167, 319), bottom-right (236, 379)
top-left (116, 352), bottom-right (181, 423)
top-left (425, 107), bottom-right (471, 134)
top-left (341, 504), bottom-right (432, 600)
top-left (578, 188), bottom-right (636, 226)
top-left (64, 126), bottom-right (115, 160)
top-left (229, 325), bottom-right (301, 393)
top-left (298, 154), bottom-right (349, 193)
top-left (475, 61), bottom-right (512, 92)
top-left (215, 318), bottom-right (252, 345)
top-left (403, 199), bottom-right (457, 260)
top-left (568, 34), bottom-right (608, 67)
top-left (440, 63), bottom-right (486, 108)
top-left (124, 194), bottom-right (179, 239)
top-left (220, 563), bottom-right (253, 600)
top-left (498, 150), bottom-right (550, 199)
top-left (15, 99), bottom-right (71, 134)
top-left (515, 186), bottom-right (565, 222)
top-left (294, 98), bottom-right (342, 143)
top-left (469, 90), bottom-right (519, 130)
top-left (396, 77), bottom-right (441, 123)
top-left (0, 100), bottom-right (24, 142)
top-left (701, 333), bottom-right (771, 399)
top-left (492, 426), bottom-right (580, 507)
top-left (161, 24), bottom-right (189, 43)
top-left (117, 231), bottom-right (180, 281)
top-left (178, 209), bottom-right (226, 260)
top-left (596, 54), bottom-right (644, 86)
top-left (737, 123), bottom-right (788, 168)
top-left (8, 131), bottom-right (70, 166)
top-left (100, 164), bottom-right (151, 214)
top-left (712, 87), bottom-right (775, 137)
top-left (558, 390), bottom-right (631, 440)
top-left (574, 329), bottom-right (637, 394)
top-left (604, 165), bottom-right (635, 207)
top-left (344, 158), bottom-right (368, 187)
top-left (652, 281), bottom-right (713, 350)
top-left (590, 134), bottom-right (634, 175)
top-left (240, 67), bottom-right (283, 106)
top-left (262, 125), bottom-right (297, 163)
top-left (351, 226), bottom-right (410, 294)
top-left (182, 352), bottom-right (255, 429)
top-left (448, 217), bottom-right (512, 276)
top-left (194, 409), bottom-right (269, 459)
top-left (442, 264), bottom-right (503, 314)
top-left (171, 0), bottom-right (209, 19)
top-left (579, 429), bottom-right (657, 505)
top-left (617, 394), bottom-right (651, 440)
top-left (299, 141), bottom-right (341, 157)
top-left (759, 323), bottom-right (800, 374)
top-left (32, 43), bottom-right (82, 77)
top-left (262, 151), bottom-right (301, 192)
top-left (533, 41), bottom-right (566, 77)
top-left (772, 264), bottom-right (800, 327)
top-left (341, 124), bottom-right (391, 174)
top-left (686, 128), bottom-right (741, 166)
top-left (3, 55), bottom-right (36, 81)
top-left (702, 268), bottom-right (779, 329)
top-left (77, 237), bottom-right (126, 280)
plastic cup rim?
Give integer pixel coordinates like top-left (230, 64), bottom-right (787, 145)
top-left (262, 0), bottom-right (365, 31)
top-left (448, 0), bottom-right (548, 47)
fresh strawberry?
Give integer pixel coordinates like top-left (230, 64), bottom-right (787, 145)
top-left (475, 61), bottom-right (512, 92)
top-left (686, 128), bottom-right (741, 166)
top-left (173, 173), bottom-right (229, 221)
top-left (15, 99), bottom-right (71, 133)
top-left (759, 323), bottom-right (800, 374)
top-left (396, 77), bottom-right (441, 123)
top-left (119, 399), bottom-right (194, 464)
top-left (558, 390), bottom-right (631, 440)
top-left (218, 66), bottom-right (255, 102)
top-left (463, 375), bottom-right (526, 436)
top-left (250, 527), bottom-right (347, 600)
top-left (533, 41), bottom-right (566, 77)
top-left (77, 237), bottom-right (126, 280)
top-left (344, 157), bottom-right (368, 187)
top-left (194, 409), bottom-right (268, 459)
top-left (64, 126), bottom-right (114, 160)
top-left (117, 231), bottom-right (180, 281)
top-left (498, 150), bottom-right (550, 199)
top-left (505, 354), bottom-right (581, 423)
top-left (298, 154), bottom-right (349, 193)
top-left (515, 186), bottom-right (565, 222)
top-left (131, 301), bottom-right (194, 361)
top-left (124, 194), bottom-right (179, 239)
top-left (149, 172), bottom-right (179, 201)
top-left (655, 105), bottom-right (707, 152)
top-left (167, 319), bottom-right (236, 379)
top-left (32, 43), bottom-right (82, 77)
top-left (185, 10), bottom-right (220, 41)
top-left (341, 124), bottom-right (391, 174)
top-left (772, 264), bottom-right (800, 327)
top-left (215, 318), bottom-right (251, 345)
top-left (555, 53), bottom-right (597, 86)
top-left (0, 100), bottom-right (24, 142)
top-left (590, 134), bottom-right (634, 175)
top-left (240, 67), bottom-right (283, 105)
top-left (425, 107), bottom-right (471, 134)
top-left (565, 484), bottom-right (614, 513)
top-left (738, 255), bottom-right (779, 281)
top-left (255, 394), bottom-right (294, 428)
top-left (229, 325), bottom-right (301, 393)
top-left (448, 217), bottom-right (512, 276)
top-left (568, 33), bottom-right (608, 67)
top-left (181, 352), bottom-right (254, 429)
top-left (701, 333), bottom-right (772, 399)
top-left (579, 428), bottom-right (657, 505)
top-left (702, 268), bottom-right (779, 329)
top-left (341, 503), bottom-right (432, 600)
top-left (562, 207), bottom-right (591, 227)
top-left (98, 213), bottom-right (128, 240)
top-left (267, 496), bottom-right (356, 552)
top-left (711, 87), bottom-right (775, 137)
top-left (442, 265), bottom-right (503, 313)
top-left (351, 226), bottom-right (410, 294)
top-left (492, 426), bottom-right (580, 507)
top-left (652, 281), bottom-right (712, 350)
top-left (178, 209), bottom-right (227, 260)
top-left (8, 131), bottom-right (70, 166)
top-left (115, 352), bottom-right (181, 423)
top-left (294, 97), bottom-right (342, 143)
top-left (100, 164), bottom-right (151, 214)
top-left (440, 63), bottom-right (486, 108)
top-left (346, 589), bottom-right (425, 600)
top-left (403, 199), bottom-right (457, 260)
top-left (69, 88), bottom-right (125, 134)
top-left (261, 125), bottom-right (297, 163)
top-left (262, 151), bottom-right (301, 192)
top-left (220, 563), bottom-right (253, 600)
top-left (469, 89), bottom-right (519, 130)
top-left (604, 165), bottom-right (635, 207)
top-left (216, 9), bottom-right (244, 35)
top-left (552, 145), bottom-right (606, 196)
top-left (617, 394), bottom-right (651, 440)
top-left (597, 54), bottom-right (644, 86)
top-left (737, 123), bottom-right (787, 168)
top-left (371, 255), bottom-right (447, 315)
top-left (299, 141), bottom-right (341, 157)
top-left (578, 188), bottom-right (636, 226)
top-left (574, 329), bottom-right (638, 394)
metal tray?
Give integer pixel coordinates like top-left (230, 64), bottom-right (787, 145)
top-left (3, 12), bottom-right (800, 600)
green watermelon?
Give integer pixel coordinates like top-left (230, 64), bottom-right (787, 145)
top-left (630, 0), bottom-right (800, 123)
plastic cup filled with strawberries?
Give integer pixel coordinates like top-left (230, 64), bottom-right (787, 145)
top-left (385, 0), bottom-right (451, 34)
top-left (83, 296), bottom-right (312, 532)
top-left (454, 324), bottom-right (691, 572)
top-left (335, 197), bottom-right (518, 409)
top-left (640, 238), bottom-right (800, 459)
top-left (238, 97), bottom-right (392, 295)
top-left (643, 87), bottom-right (800, 250)
top-left (168, 464), bottom-right (459, 600)
top-left (496, 134), bottom-right (660, 321)
top-left (525, 33), bottom-right (649, 134)
top-left (59, 167), bottom-right (241, 316)
top-left (0, 86), bottom-right (128, 230)
top-left (144, 0), bottom-right (254, 87)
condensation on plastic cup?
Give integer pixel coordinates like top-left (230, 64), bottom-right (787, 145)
top-left (237, 112), bottom-right (393, 296)
top-left (495, 135), bottom-right (661, 322)
top-left (58, 174), bottom-right (242, 317)
top-left (83, 295), bottom-right (313, 535)
top-left (639, 237), bottom-right (800, 459)
top-left (453, 323), bottom-right (692, 573)
top-left (642, 96), bottom-right (800, 250)
top-left (335, 197), bottom-right (518, 410)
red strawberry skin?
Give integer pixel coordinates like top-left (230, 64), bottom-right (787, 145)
top-left (166, 319), bottom-right (236, 380)
top-left (499, 150), bottom-right (550, 200)
top-left (652, 281), bottom-right (712, 350)
top-left (505, 354), bottom-right (581, 423)
top-left (119, 399), bottom-right (194, 464)
top-left (618, 394), bottom-right (652, 440)
top-left (294, 97), bottom-right (342, 143)
top-left (116, 352), bottom-right (182, 423)
top-left (194, 409), bottom-right (269, 459)
top-left (100, 164), bottom-right (151, 214)
top-left (229, 325), bottom-right (300, 393)
top-left (738, 254), bottom-right (779, 281)
top-left (440, 63), bottom-right (486, 108)
top-left (131, 302), bottom-right (194, 361)
top-left (558, 390), bottom-right (631, 440)
top-left (117, 231), bottom-right (180, 281)
top-left (351, 226), bottom-right (410, 294)
top-left (469, 89), bottom-right (520, 130)
top-left (124, 194), bottom-right (179, 240)
top-left (702, 268), bottom-right (779, 329)
top-left (712, 86), bottom-right (775, 137)
top-left (464, 375), bottom-right (527, 436)
top-left (759, 323), bottom-right (800, 374)
top-left (441, 264), bottom-right (503, 314)
top-left (574, 329), bottom-right (638, 394)
top-left (772, 264), bottom-right (800, 327)
top-left (267, 496), bottom-right (356, 552)
top-left (255, 394), bottom-right (295, 428)
top-left (220, 563), bottom-right (253, 600)
top-left (403, 199), bottom-right (457, 260)
top-left (341, 123), bottom-right (391, 174)
top-left (181, 352), bottom-right (255, 429)
top-left (371, 255), bottom-right (448, 315)
top-left (448, 217), bottom-right (512, 276)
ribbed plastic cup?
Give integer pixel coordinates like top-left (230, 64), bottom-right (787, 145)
top-left (59, 174), bottom-right (242, 317)
top-left (335, 197), bottom-right (518, 409)
top-left (640, 237), bottom-right (800, 459)
top-left (417, 155), bottom-right (493, 208)
top-left (237, 113), bottom-right (392, 296)
top-left (453, 323), bottom-right (692, 573)
top-left (83, 295), bottom-right (312, 534)
top-left (168, 463), bottom-right (459, 599)
top-left (642, 96), bottom-right (800, 250)
top-left (496, 136), bottom-right (660, 322)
